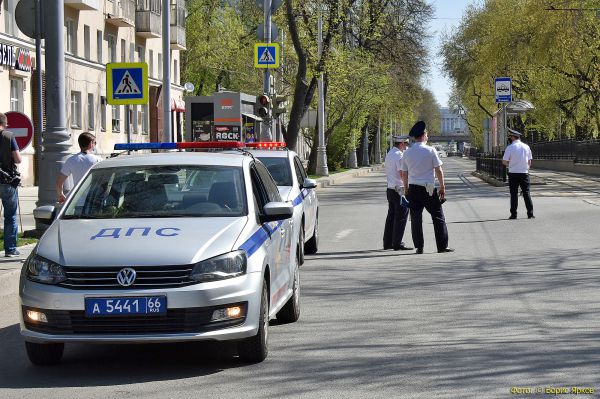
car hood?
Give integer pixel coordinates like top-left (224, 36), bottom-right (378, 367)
top-left (277, 186), bottom-right (293, 202)
top-left (36, 217), bottom-right (248, 266)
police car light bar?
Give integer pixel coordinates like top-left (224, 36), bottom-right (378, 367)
top-left (114, 142), bottom-right (245, 151)
top-left (245, 142), bottom-right (287, 149)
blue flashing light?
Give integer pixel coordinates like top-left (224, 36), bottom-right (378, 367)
top-left (114, 142), bottom-right (178, 151)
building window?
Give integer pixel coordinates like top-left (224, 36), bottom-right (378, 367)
top-left (129, 43), bottom-right (135, 62)
top-left (9, 79), bottom-right (24, 113)
top-left (84, 25), bottom-right (91, 60)
top-left (100, 96), bottom-right (106, 131)
top-left (71, 91), bottom-right (82, 129)
top-left (141, 105), bottom-right (148, 134)
top-left (4, 0), bottom-right (16, 36)
top-left (66, 19), bottom-right (77, 56)
top-left (158, 53), bottom-right (163, 79)
top-left (120, 39), bottom-right (126, 62)
top-left (112, 105), bottom-right (120, 132)
top-left (174, 59), bottom-right (178, 84)
top-left (149, 50), bottom-right (154, 77)
top-left (137, 45), bottom-right (145, 62)
top-left (97, 30), bottom-right (103, 63)
top-left (87, 94), bottom-right (95, 130)
top-left (108, 35), bottom-right (116, 63)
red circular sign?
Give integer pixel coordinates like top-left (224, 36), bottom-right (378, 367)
top-left (5, 111), bottom-right (34, 150)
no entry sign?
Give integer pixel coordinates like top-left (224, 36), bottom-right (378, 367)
top-left (5, 111), bottom-right (34, 150)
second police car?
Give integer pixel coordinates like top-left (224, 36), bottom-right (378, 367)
top-left (247, 143), bottom-right (319, 265)
top-left (20, 142), bottom-right (299, 365)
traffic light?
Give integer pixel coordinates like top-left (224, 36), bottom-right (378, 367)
top-left (273, 95), bottom-right (287, 116)
top-left (257, 94), bottom-right (270, 118)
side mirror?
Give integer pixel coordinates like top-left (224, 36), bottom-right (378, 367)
top-left (260, 201), bottom-right (293, 223)
top-left (33, 205), bottom-right (56, 222)
top-left (301, 177), bottom-right (317, 189)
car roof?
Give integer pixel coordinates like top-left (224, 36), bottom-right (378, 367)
top-left (94, 151), bottom-right (249, 169)
top-left (248, 149), bottom-right (296, 159)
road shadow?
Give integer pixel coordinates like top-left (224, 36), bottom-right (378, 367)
top-left (0, 322), bottom-right (270, 389)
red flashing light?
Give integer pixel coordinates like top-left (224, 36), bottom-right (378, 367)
top-left (246, 142), bottom-right (287, 149)
top-left (177, 141), bottom-right (244, 149)
top-left (258, 95), bottom-right (270, 106)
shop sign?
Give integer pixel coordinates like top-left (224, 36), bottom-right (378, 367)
top-left (0, 43), bottom-right (16, 68)
top-left (214, 126), bottom-right (240, 141)
top-left (15, 48), bottom-right (32, 72)
top-left (0, 43), bottom-right (33, 72)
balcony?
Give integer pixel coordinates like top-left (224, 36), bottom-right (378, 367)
top-left (136, 10), bottom-right (162, 38)
top-left (170, 25), bottom-right (186, 50)
top-left (105, 0), bottom-right (135, 28)
top-left (65, 0), bottom-right (100, 10)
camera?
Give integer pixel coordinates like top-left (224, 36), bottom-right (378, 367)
top-left (0, 168), bottom-right (21, 188)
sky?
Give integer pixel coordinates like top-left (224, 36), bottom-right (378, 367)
top-left (425, 0), bottom-right (477, 108)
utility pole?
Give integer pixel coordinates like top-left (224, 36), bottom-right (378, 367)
top-left (36, 0), bottom-right (71, 224)
top-left (316, 6), bottom-right (329, 175)
top-left (162, 0), bottom-right (171, 142)
top-left (261, 0), bottom-right (273, 141)
top-left (34, 0), bottom-right (43, 185)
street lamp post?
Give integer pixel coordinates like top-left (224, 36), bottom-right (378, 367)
top-left (316, 7), bottom-right (329, 176)
top-left (162, 0), bottom-right (171, 142)
top-left (36, 0), bottom-right (71, 226)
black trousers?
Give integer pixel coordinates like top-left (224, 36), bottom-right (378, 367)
top-left (508, 173), bottom-right (534, 217)
top-left (406, 184), bottom-right (448, 251)
top-left (383, 188), bottom-right (409, 249)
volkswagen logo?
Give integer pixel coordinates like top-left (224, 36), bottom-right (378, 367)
top-left (116, 268), bottom-right (137, 287)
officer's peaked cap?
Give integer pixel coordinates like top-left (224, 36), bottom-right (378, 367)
top-left (409, 121), bottom-right (427, 137)
top-left (508, 128), bottom-right (522, 137)
top-left (392, 135), bottom-right (410, 143)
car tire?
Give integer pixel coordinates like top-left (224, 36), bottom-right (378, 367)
top-left (238, 280), bottom-right (269, 363)
top-left (304, 214), bottom-right (319, 255)
top-left (297, 224), bottom-right (305, 266)
top-left (25, 341), bottom-right (64, 366)
top-left (276, 259), bottom-right (300, 323)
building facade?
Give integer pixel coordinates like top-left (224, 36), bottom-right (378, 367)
top-left (1, 0), bottom-right (186, 186)
top-left (440, 107), bottom-right (468, 137)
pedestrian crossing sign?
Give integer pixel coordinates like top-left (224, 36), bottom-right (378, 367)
top-left (254, 43), bottom-right (280, 69)
top-left (106, 62), bottom-right (149, 105)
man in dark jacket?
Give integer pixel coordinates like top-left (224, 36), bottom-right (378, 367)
top-left (0, 113), bottom-right (23, 257)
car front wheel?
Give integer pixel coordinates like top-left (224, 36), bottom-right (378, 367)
top-left (238, 280), bottom-right (269, 363)
top-left (25, 341), bottom-right (64, 366)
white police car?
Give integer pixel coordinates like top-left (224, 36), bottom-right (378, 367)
top-left (247, 143), bottom-right (319, 264)
top-left (21, 142), bottom-right (299, 365)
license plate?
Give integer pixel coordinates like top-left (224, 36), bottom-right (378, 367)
top-left (85, 296), bottom-right (167, 317)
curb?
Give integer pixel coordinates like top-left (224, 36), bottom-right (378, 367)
top-left (472, 171), bottom-right (547, 187)
top-left (315, 164), bottom-right (384, 189)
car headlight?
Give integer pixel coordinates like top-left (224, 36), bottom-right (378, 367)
top-left (190, 250), bottom-right (247, 282)
top-left (25, 255), bottom-right (67, 285)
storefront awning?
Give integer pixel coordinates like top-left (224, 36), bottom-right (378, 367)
top-left (242, 113), bottom-right (263, 122)
top-left (171, 98), bottom-right (185, 112)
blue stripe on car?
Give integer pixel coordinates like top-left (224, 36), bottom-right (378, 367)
top-left (239, 220), bottom-right (285, 257)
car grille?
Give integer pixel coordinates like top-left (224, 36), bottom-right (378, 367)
top-left (58, 265), bottom-right (196, 290)
top-left (23, 304), bottom-right (246, 335)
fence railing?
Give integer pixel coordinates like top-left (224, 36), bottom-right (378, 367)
top-left (476, 155), bottom-right (507, 182)
top-left (529, 138), bottom-right (600, 164)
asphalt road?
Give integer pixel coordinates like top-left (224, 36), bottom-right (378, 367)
top-left (1, 157), bottom-right (600, 398)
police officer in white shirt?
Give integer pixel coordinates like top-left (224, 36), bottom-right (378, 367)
top-left (383, 135), bottom-right (413, 251)
top-left (56, 132), bottom-right (101, 203)
top-left (502, 128), bottom-right (534, 219)
top-left (400, 121), bottom-right (453, 254)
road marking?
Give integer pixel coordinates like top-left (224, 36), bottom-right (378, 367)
top-left (335, 229), bottom-right (354, 240)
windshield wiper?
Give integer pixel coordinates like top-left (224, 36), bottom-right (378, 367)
top-left (62, 215), bottom-right (107, 220)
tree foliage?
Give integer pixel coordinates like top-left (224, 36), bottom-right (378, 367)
top-left (441, 0), bottom-right (600, 146)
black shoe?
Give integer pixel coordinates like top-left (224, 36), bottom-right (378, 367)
top-left (528, 214), bottom-right (535, 219)
top-left (383, 246), bottom-right (393, 250)
top-left (393, 244), bottom-right (414, 251)
top-left (508, 215), bottom-right (517, 220)
top-left (438, 248), bottom-right (455, 253)
top-left (415, 248), bottom-right (423, 254)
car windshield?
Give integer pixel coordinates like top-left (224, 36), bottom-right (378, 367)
top-left (257, 157), bottom-right (293, 186)
top-left (61, 165), bottom-right (247, 219)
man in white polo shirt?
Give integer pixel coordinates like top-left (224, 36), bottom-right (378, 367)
top-left (55, 132), bottom-right (101, 203)
top-left (502, 128), bottom-right (534, 219)
top-left (400, 121), bottom-right (453, 255)
top-left (383, 135), bottom-right (413, 251)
